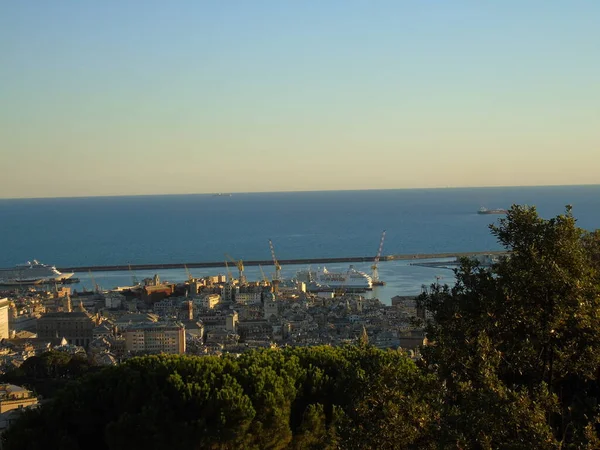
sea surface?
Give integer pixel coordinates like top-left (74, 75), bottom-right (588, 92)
top-left (1, 186), bottom-right (599, 303)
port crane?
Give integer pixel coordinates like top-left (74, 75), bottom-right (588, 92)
top-left (225, 254), bottom-right (245, 284)
top-left (128, 264), bottom-right (139, 286)
top-left (224, 260), bottom-right (234, 283)
top-left (258, 265), bottom-right (269, 284)
top-left (371, 230), bottom-right (386, 286)
top-left (88, 269), bottom-right (100, 293)
top-left (184, 264), bottom-right (194, 282)
top-left (268, 239), bottom-right (282, 292)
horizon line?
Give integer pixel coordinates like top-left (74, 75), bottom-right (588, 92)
top-left (1, 183), bottom-right (599, 201)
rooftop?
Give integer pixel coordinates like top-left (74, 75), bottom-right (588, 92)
top-left (38, 312), bottom-right (92, 320)
top-left (123, 321), bottom-right (184, 331)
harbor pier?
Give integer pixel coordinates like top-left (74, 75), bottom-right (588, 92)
top-left (58, 251), bottom-right (507, 273)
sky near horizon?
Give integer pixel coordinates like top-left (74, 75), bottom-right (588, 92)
top-left (1, 1), bottom-right (599, 198)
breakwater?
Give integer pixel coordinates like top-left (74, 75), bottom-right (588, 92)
top-left (58, 251), bottom-right (507, 273)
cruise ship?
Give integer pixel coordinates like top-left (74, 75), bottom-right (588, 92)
top-left (0, 260), bottom-right (74, 286)
top-left (296, 265), bottom-right (372, 290)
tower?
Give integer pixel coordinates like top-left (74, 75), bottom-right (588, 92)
top-left (263, 292), bottom-right (278, 319)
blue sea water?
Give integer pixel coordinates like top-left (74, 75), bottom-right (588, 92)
top-left (1, 186), bottom-right (599, 302)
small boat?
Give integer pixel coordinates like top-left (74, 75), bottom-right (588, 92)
top-left (478, 207), bottom-right (508, 215)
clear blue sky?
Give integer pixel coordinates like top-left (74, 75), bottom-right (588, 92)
top-left (2, 1), bottom-right (599, 198)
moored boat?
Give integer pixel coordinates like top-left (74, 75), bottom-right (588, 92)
top-left (0, 260), bottom-right (75, 286)
top-left (296, 265), bottom-right (372, 290)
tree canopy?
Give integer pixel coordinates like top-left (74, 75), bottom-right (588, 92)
top-left (1, 350), bottom-right (96, 398)
top-left (2, 346), bottom-right (440, 450)
top-left (419, 205), bottom-right (600, 448)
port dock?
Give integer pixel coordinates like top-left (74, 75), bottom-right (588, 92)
top-left (58, 251), bottom-right (507, 273)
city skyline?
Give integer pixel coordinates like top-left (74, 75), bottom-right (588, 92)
top-left (2, 1), bottom-right (599, 199)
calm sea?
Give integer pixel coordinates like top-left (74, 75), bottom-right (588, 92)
top-left (1, 186), bottom-right (599, 302)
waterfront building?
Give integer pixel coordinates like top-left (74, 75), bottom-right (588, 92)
top-left (123, 322), bottom-right (185, 354)
top-left (0, 299), bottom-right (9, 339)
top-left (141, 283), bottom-right (175, 305)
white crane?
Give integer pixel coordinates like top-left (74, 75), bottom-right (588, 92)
top-left (371, 230), bottom-right (386, 286)
top-left (268, 239), bottom-right (282, 292)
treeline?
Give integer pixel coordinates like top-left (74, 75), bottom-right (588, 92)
top-left (3, 205), bottom-right (600, 449)
top-left (3, 346), bottom-right (438, 450)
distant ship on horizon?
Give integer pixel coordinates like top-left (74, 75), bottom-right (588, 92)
top-left (212, 193), bottom-right (232, 197)
top-left (478, 207), bottom-right (508, 215)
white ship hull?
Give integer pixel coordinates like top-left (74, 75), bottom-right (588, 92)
top-left (0, 260), bottom-right (74, 286)
top-left (297, 265), bottom-right (372, 289)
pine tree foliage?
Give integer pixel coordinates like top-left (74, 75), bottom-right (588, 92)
top-left (2, 347), bottom-right (439, 450)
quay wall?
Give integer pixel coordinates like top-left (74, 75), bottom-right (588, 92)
top-left (58, 251), bottom-right (507, 273)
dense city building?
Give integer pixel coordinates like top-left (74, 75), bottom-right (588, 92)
top-left (0, 384), bottom-right (38, 414)
top-left (0, 299), bottom-right (9, 339)
top-left (0, 266), bottom-right (431, 368)
top-left (123, 322), bottom-right (185, 354)
top-left (36, 310), bottom-right (97, 348)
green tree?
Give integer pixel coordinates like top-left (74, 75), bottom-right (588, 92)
top-left (419, 205), bottom-right (600, 448)
top-left (1, 350), bottom-right (95, 398)
top-left (2, 347), bottom-right (440, 450)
